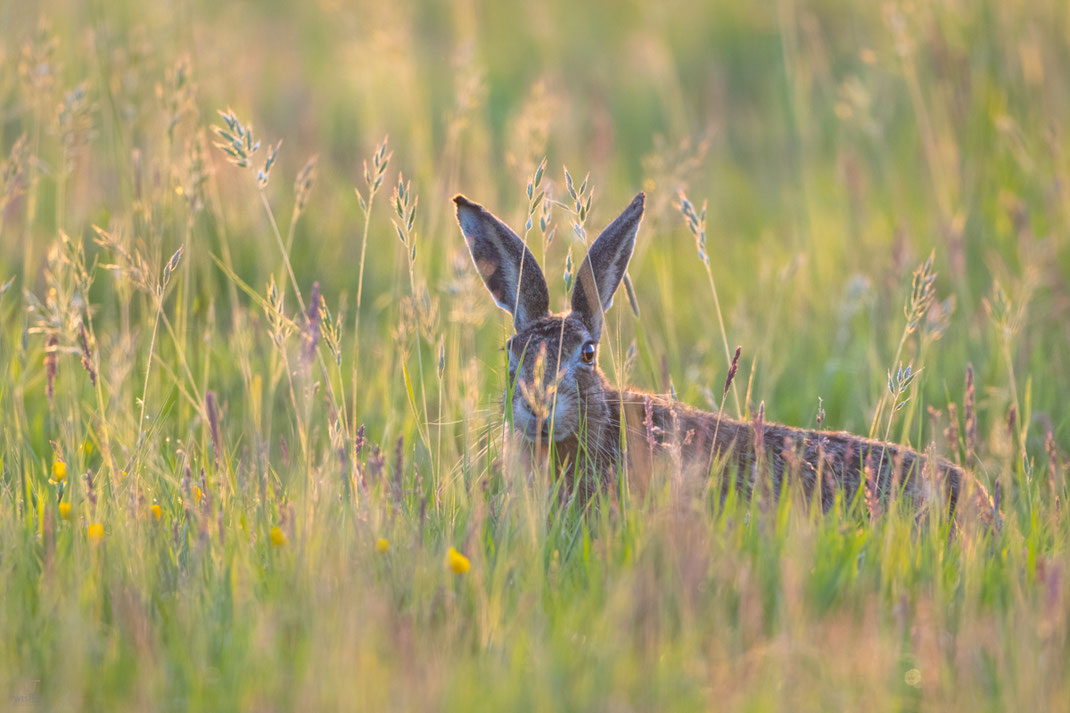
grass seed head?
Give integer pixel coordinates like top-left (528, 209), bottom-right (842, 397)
top-left (1, 133), bottom-right (30, 211)
top-left (213, 108), bottom-right (260, 168)
top-left (293, 154), bottom-right (318, 214)
top-left (44, 334), bottom-right (58, 402)
top-left (77, 321), bottom-right (96, 386)
top-left (964, 364), bottom-right (978, 458)
top-left (864, 452), bottom-right (879, 520)
top-left (945, 401), bottom-right (960, 464)
top-left (724, 346), bottom-right (742, 399)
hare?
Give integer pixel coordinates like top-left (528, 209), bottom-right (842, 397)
top-left (454, 192), bottom-right (962, 515)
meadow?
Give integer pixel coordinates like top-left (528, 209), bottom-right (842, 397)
top-left (1, 0), bottom-right (1068, 710)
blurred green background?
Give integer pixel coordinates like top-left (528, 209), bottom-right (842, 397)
top-left (3, 0), bottom-right (1068, 433)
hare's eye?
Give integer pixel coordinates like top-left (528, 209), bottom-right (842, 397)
top-left (581, 342), bottom-right (596, 364)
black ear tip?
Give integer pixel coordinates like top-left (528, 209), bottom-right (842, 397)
top-left (622, 192), bottom-right (645, 220)
top-left (453, 194), bottom-right (477, 209)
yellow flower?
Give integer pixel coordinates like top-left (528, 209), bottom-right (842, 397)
top-left (376, 537), bottom-right (390, 553)
top-left (150, 504), bottom-right (162, 520)
top-left (59, 502), bottom-right (73, 520)
top-left (269, 526), bottom-right (287, 547)
top-left (446, 546), bottom-right (470, 574)
top-left (51, 459), bottom-right (67, 483)
top-left (81, 440), bottom-right (93, 456)
top-left (87, 523), bottom-right (104, 541)
top-left (193, 485), bottom-right (202, 506)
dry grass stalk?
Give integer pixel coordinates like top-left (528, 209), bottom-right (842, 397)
top-left (964, 364), bottom-right (978, 459)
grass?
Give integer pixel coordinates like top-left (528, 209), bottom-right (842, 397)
top-left (1, 0), bottom-right (1069, 710)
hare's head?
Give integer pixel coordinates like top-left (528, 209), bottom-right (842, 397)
top-left (454, 192), bottom-right (644, 443)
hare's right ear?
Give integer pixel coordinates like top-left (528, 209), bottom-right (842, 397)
top-left (454, 195), bottom-right (550, 331)
top-left (571, 192), bottom-right (644, 341)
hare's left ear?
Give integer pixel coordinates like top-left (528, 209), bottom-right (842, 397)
top-left (454, 195), bottom-right (550, 331)
top-left (571, 192), bottom-right (644, 341)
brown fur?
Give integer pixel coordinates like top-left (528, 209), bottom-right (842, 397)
top-left (454, 192), bottom-right (962, 517)
top-left (547, 371), bottom-right (961, 515)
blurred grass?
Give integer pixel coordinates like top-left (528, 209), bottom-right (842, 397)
top-left (1, 0), bottom-right (1068, 710)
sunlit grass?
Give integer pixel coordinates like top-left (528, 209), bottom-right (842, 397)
top-left (1, 1), bottom-right (1068, 711)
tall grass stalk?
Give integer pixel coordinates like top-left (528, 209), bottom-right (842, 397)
top-left (352, 136), bottom-right (391, 443)
top-left (393, 173), bottom-right (433, 468)
top-left (676, 190), bottom-right (742, 417)
top-left (868, 253), bottom-right (936, 438)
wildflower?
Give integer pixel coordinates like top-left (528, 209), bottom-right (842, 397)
top-left (193, 485), bottom-right (202, 506)
top-left (269, 526), bottom-right (287, 547)
top-left (446, 546), bottom-right (470, 574)
top-left (376, 537), bottom-right (389, 553)
top-left (51, 459), bottom-right (67, 482)
top-left (87, 522), bottom-right (104, 541)
top-left (150, 504), bottom-right (162, 520)
top-left (59, 502), bottom-right (72, 520)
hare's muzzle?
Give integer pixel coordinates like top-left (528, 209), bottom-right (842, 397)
top-left (510, 379), bottom-right (572, 443)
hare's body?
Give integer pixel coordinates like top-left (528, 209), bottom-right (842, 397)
top-left (543, 378), bottom-right (960, 513)
top-left (454, 193), bottom-right (962, 514)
